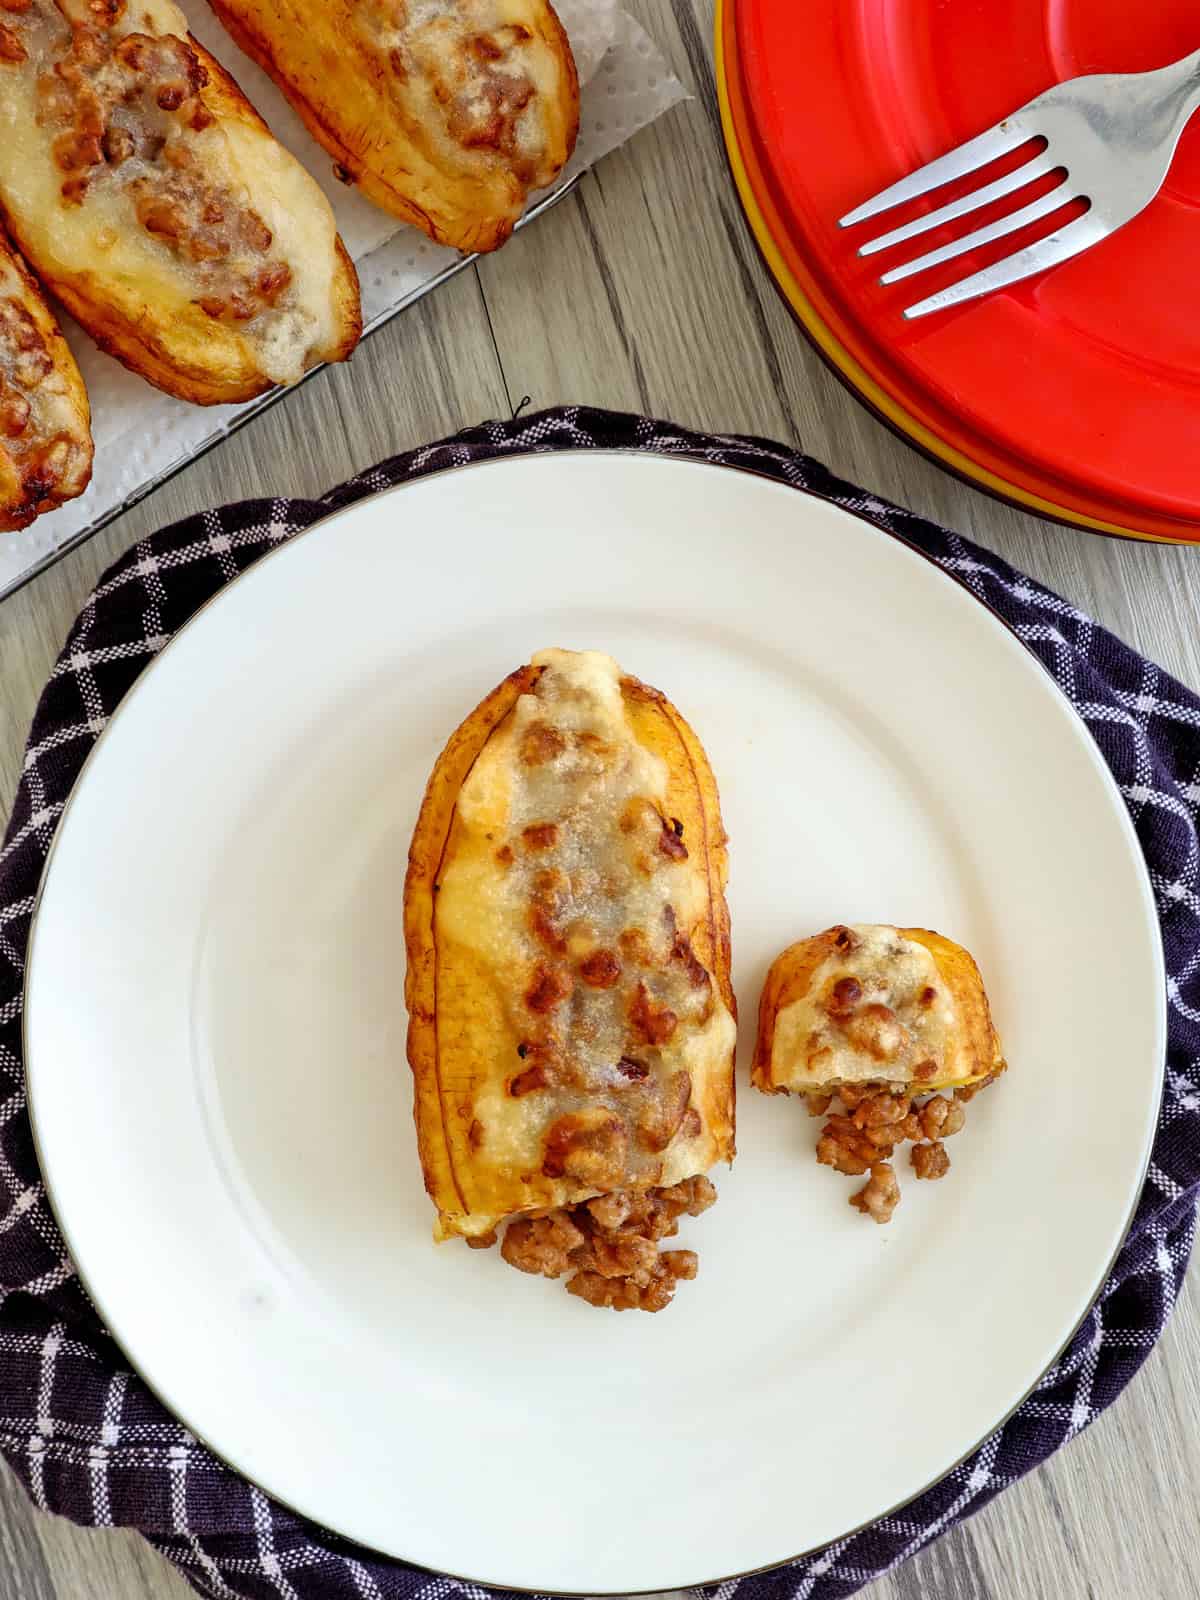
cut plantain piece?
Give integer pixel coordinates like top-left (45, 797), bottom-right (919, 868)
top-left (753, 924), bottom-right (1007, 1225)
top-left (754, 924), bottom-right (1005, 1096)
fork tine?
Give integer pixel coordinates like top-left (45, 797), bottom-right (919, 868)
top-left (857, 153), bottom-right (1059, 257)
top-left (879, 182), bottom-right (1073, 284)
top-left (903, 211), bottom-right (1107, 318)
top-left (838, 121), bottom-right (1032, 228)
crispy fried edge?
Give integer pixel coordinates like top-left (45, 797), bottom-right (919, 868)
top-left (403, 665), bottom-right (542, 1236)
top-left (0, 231), bottom-right (92, 532)
top-left (901, 927), bottom-right (1007, 1085)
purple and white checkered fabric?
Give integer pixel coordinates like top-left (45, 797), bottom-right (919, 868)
top-left (0, 407), bottom-right (1195, 1600)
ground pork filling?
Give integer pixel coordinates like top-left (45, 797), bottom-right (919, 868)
top-left (0, 293), bottom-right (77, 505)
top-left (491, 1173), bottom-right (717, 1312)
top-left (809, 1076), bottom-right (996, 1224)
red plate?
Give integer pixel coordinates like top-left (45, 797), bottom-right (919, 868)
top-left (725, 0), bottom-right (1200, 541)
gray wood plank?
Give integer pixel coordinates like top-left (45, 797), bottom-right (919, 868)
top-left (0, 1459), bottom-right (194, 1600)
top-left (0, 1460), bottom-right (58, 1600)
top-left (1, 1), bottom-right (1197, 1596)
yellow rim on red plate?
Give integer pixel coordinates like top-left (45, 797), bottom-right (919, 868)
top-left (714, 0), bottom-right (1187, 544)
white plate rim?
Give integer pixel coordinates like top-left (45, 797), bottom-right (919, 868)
top-left (21, 449), bottom-right (1167, 1593)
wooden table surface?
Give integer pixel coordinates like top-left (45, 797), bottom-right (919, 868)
top-left (2, 3), bottom-right (1198, 1596)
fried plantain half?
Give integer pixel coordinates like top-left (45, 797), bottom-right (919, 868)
top-left (404, 649), bottom-right (736, 1311)
top-left (0, 0), bottom-right (361, 406)
top-left (208, 0), bottom-right (579, 253)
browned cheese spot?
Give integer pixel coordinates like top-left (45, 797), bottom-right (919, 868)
top-left (630, 981), bottom-right (678, 1046)
top-left (524, 964), bottom-right (572, 1014)
top-left (579, 948), bottom-right (622, 989)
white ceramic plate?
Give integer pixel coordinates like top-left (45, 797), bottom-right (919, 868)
top-left (25, 454), bottom-right (1164, 1594)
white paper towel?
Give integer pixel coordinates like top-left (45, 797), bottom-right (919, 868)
top-left (0, 0), bottom-right (686, 595)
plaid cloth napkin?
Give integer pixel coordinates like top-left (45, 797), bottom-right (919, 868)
top-left (0, 407), bottom-right (1195, 1600)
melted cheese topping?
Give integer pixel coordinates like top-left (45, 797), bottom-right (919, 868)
top-left (771, 925), bottom-right (964, 1090)
top-left (434, 649), bottom-right (736, 1199)
top-left (363, 0), bottom-right (570, 189)
top-left (0, 0), bottom-right (344, 387)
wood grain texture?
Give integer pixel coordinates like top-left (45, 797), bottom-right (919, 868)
top-left (1, 1), bottom-right (1198, 1595)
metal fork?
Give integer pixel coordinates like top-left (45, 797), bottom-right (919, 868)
top-left (839, 49), bottom-right (1200, 319)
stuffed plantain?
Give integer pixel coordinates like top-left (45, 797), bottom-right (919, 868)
top-left (207, 0), bottom-right (579, 254)
top-left (754, 924), bottom-right (1005, 1223)
top-left (754, 924), bottom-right (1004, 1098)
top-left (0, 233), bottom-right (92, 531)
top-left (404, 649), bottom-right (736, 1311)
top-left (0, 0), bottom-right (361, 406)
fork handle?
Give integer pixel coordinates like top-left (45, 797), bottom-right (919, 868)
top-left (1171, 48), bottom-right (1200, 115)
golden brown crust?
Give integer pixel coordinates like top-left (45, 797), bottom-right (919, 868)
top-left (0, 2), bottom-right (361, 405)
top-left (403, 652), bottom-right (736, 1245)
top-left (902, 927), bottom-right (1005, 1081)
top-left (403, 664), bottom-right (541, 1225)
top-left (0, 231), bottom-right (92, 532)
top-left (753, 927), bottom-right (840, 1089)
top-left (207, 0), bottom-right (580, 253)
